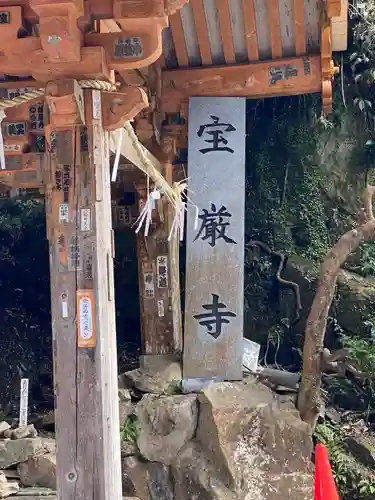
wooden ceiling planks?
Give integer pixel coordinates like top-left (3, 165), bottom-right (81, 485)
top-left (191, 0), bottom-right (212, 65)
top-left (162, 0), bottom-right (325, 70)
top-left (293, 0), bottom-right (306, 55)
top-left (242, 0), bottom-right (259, 61)
top-left (169, 11), bottom-right (189, 67)
top-left (217, 0), bottom-right (236, 64)
top-left (268, 0), bottom-right (283, 59)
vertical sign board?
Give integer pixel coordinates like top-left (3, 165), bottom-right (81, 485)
top-left (19, 378), bottom-right (29, 427)
top-left (183, 97), bottom-right (246, 381)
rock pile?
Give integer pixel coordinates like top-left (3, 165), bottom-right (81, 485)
top-left (118, 357), bottom-right (314, 500)
top-left (1, 357), bottom-right (313, 500)
top-left (0, 422), bottom-right (56, 500)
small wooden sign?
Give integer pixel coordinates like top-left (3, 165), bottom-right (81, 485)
top-left (5, 122), bottom-right (27, 137)
top-left (0, 12), bottom-right (10, 24)
top-left (77, 289), bottom-right (96, 348)
top-left (114, 36), bottom-right (143, 58)
top-left (29, 102), bottom-right (44, 131)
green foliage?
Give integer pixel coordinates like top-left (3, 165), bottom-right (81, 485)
top-left (167, 379), bottom-right (182, 394)
top-left (341, 332), bottom-right (375, 377)
top-left (120, 414), bottom-right (138, 442)
top-left (353, 242), bottom-right (375, 277)
top-left (245, 97), bottom-right (330, 262)
top-left (314, 422), bottom-right (352, 495)
top-left (359, 477), bottom-right (375, 496)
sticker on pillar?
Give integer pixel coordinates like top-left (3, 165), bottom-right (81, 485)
top-left (80, 208), bottom-right (91, 232)
top-left (56, 230), bottom-right (67, 267)
top-left (144, 271), bottom-right (155, 298)
top-left (62, 165), bottom-right (71, 203)
top-left (156, 256), bottom-right (168, 289)
top-left (68, 235), bottom-right (82, 271)
top-left (92, 91), bottom-right (101, 120)
top-left (61, 292), bottom-right (69, 318)
top-left (77, 289), bottom-right (96, 348)
top-left (4, 144), bottom-right (21, 153)
top-left (83, 251), bottom-right (94, 282)
top-left (157, 299), bottom-right (165, 317)
top-left (7, 88), bottom-right (31, 100)
top-left (58, 203), bottom-right (69, 224)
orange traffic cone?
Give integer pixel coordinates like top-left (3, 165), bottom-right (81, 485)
top-left (314, 443), bottom-right (339, 500)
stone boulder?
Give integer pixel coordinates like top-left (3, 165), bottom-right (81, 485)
top-left (120, 355), bottom-right (182, 395)
top-left (343, 435), bottom-right (375, 468)
top-left (195, 378), bottom-right (313, 499)
top-left (172, 442), bottom-right (239, 500)
top-left (136, 394), bottom-right (198, 465)
top-left (0, 423), bottom-right (10, 438)
top-left (18, 453), bottom-right (56, 489)
top-left (11, 425), bottom-right (38, 440)
top-left (0, 438), bottom-right (45, 468)
top-left (0, 471), bottom-right (19, 498)
top-left (122, 456), bottom-right (173, 500)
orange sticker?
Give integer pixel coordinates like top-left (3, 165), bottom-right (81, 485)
top-left (77, 289), bottom-right (96, 348)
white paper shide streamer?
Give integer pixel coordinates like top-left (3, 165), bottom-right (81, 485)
top-left (168, 182), bottom-right (199, 242)
top-left (134, 178), bottom-right (199, 242)
top-left (134, 186), bottom-right (161, 236)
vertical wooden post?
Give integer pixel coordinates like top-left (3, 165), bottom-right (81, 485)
top-left (136, 182), bottom-right (177, 355)
top-left (45, 86), bottom-right (122, 500)
top-left (135, 153), bottom-right (182, 355)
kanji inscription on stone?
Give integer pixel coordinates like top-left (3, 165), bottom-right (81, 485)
top-left (184, 97), bottom-right (245, 381)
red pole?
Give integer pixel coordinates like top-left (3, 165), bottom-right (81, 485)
top-left (314, 443), bottom-right (340, 500)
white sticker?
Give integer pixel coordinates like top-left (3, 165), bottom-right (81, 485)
top-left (156, 256), bottom-right (168, 289)
top-left (58, 203), bottom-right (69, 223)
top-left (79, 297), bottom-right (93, 340)
top-left (80, 208), bottom-right (91, 232)
top-left (92, 91), bottom-right (101, 120)
top-left (144, 271), bottom-right (155, 298)
top-left (157, 299), bottom-right (165, 317)
top-left (61, 292), bottom-right (68, 318)
top-left (19, 378), bottom-right (29, 427)
top-left (4, 144), bottom-right (21, 152)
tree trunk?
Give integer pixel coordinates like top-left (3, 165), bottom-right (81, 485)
top-left (297, 185), bottom-right (375, 427)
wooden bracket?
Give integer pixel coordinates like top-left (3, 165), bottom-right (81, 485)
top-left (101, 87), bottom-right (148, 130)
top-left (113, 0), bottom-right (189, 18)
top-left (30, 0), bottom-right (84, 62)
top-left (85, 17), bottom-right (167, 71)
top-left (45, 79), bottom-right (85, 129)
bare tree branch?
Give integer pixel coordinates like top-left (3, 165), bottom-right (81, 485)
top-left (297, 184), bottom-right (375, 428)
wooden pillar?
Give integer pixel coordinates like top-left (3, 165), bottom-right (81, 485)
top-left (44, 84), bottom-right (122, 500)
top-left (135, 153), bottom-right (182, 355)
